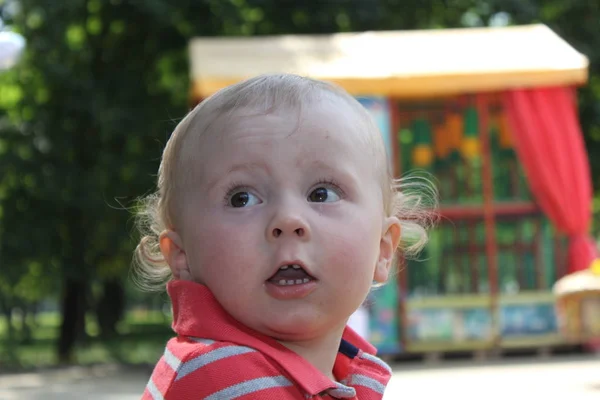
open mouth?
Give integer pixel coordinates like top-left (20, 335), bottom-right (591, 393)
top-left (267, 264), bottom-right (316, 286)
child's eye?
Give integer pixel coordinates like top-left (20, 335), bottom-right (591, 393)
top-left (228, 191), bottom-right (261, 208)
top-left (308, 187), bottom-right (341, 203)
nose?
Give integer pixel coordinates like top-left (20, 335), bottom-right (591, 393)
top-left (267, 203), bottom-right (311, 241)
top-left (272, 225), bottom-right (305, 238)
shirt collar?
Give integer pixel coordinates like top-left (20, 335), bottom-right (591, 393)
top-left (167, 280), bottom-right (379, 397)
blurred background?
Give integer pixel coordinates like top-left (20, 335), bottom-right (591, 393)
top-left (1, 0), bottom-right (600, 399)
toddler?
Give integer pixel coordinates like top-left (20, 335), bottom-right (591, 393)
top-left (136, 74), bottom-right (433, 399)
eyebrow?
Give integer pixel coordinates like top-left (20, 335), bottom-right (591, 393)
top-left (302, 159), bottom-right (339, 172)
top-left (303, 159), bottom-right (360, 185)
top-left (206, 162), bottom-right (271, 192)
top-left (302, 159), bottom-right (352, 176)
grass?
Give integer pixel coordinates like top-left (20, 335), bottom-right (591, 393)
top-left (0, 309), bottom-right (173, 370)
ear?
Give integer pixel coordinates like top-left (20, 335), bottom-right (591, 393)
top-left (374, 216), bottom-right (402, 284)
top-left (159, 230), bottom-right (192, 281)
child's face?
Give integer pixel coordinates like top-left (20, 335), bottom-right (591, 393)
top-left (165, 96), bottom-right (400, 342)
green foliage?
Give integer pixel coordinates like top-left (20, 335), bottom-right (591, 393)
top-left (0, 0), bottom-right (194, 349)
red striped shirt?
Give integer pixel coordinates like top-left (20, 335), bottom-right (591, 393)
top-left (142, 280), bottom-right (392, 399)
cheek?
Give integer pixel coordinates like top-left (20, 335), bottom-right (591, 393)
top-left (322, 212), bottom-right (381, 275)
top-left (184, 214), bottom-right (262, 281)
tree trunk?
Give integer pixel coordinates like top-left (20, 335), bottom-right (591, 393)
top-left (1, 298), bottom-right (20, 366)
top-left (20, 302), bottom-right (33, 344)
top-left (4, 308), bottom-right (14, 342)
top-left (57, 189), bottom-right (89, 362)
top-left (0, 296), bottom-right (15, 342)
top-left (96, 279), bottom-right (125, 338)
top-left (57, 278), bottom-right (87, 363)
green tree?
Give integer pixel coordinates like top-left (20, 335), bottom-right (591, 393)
top-left (0, 0), bottom-right (198, 361)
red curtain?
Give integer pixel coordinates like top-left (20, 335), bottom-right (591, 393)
top-left (503, 86), bottom-right (597, 275)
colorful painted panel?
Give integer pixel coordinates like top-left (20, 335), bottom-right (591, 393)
top-left (395, 97), bottom-right (532, 205)
top-left (407, 306), bottom-right (493, 343)
top-left (500, 303), bottom-right (558, 337)
top-left (366, 284), bottom-right (402, 354)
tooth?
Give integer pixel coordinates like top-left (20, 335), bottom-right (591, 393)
top-left (278, 279), bottom-right (287, 285)
top-left (303, 278), bottom-right (310, 283)
top-left (292, 265), bottom-right (301, 269)
top-left (280, 265), bottom-right (289, 270)
top-left (287, 280), bottom-right (295, 285)
top-left (295, 279), bottom-right (303, 284)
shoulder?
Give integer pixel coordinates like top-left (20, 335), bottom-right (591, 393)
top-left (143, 336), bottom-right (304, 400)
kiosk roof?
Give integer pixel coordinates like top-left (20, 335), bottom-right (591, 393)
top-left (189, 24), bottom-right (588, 98)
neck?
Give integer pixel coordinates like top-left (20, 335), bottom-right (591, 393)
top-left (277, 324), bottom-right (346, 381)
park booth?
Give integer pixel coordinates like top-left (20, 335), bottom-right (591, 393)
top-left (188, 24), bottom-right (600, 355)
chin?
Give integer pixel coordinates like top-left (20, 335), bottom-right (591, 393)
top-left (261, 319), bottom-right (321, 341)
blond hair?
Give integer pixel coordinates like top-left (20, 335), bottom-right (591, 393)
top-left (134, 74), bottom-right (437, 291)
